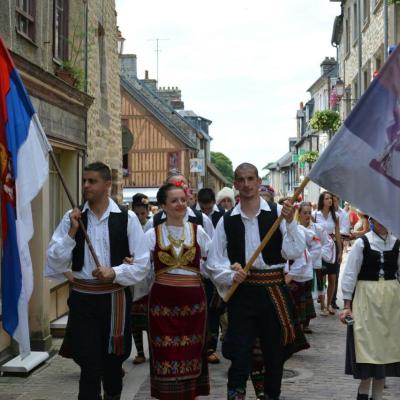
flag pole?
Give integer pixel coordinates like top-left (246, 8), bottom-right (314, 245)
top-left (223, 176), bottom-right (310, 303)
top-left (48, 151), bottom-right (101, 269)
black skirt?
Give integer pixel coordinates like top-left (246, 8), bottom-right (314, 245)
top-left (345, 325), bottom-right (400, 379)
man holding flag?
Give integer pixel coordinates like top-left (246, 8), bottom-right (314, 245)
top-left (0, 38), bottom-right (50, 359)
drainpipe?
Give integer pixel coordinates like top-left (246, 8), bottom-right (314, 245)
top-left (384, 0), bottom-right (389, 61)
top-left (357, 0), bottom-right (362, 99)
top-left (83, 0), bottom-right (89, 93)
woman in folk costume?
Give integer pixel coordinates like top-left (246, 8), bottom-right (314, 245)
top-left (285, 202), bottom-right (317, 333)
top-left (340, 217), bottom-right (400, 400)
top-left (290, 202), bottom-right (335, 332)
top-left (145, 183), bottom-right (211, 400)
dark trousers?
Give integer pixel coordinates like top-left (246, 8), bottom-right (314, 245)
top-left (68, 290), bottom-right (132, 400)
top-left (222, 285), bottom-right (284, 399)
top-left (204, 278), bottom-right (221, 352)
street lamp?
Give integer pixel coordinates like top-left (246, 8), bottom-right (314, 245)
top-left (117, 27), bottom-right (125, 55)
top-left (334, 77), bottom-right (345, 99)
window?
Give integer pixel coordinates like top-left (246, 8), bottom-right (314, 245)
top-left (353, 2), bottom-right (358, 42)
top-left (363, 61), bottom-right (371, 93)
top-left (98, 23), bottom-right (107, 96)
top-left (363, 0), bottom-right (370, 24)
top-left (53, 0), bottom-right (69, 61)
top-left (16, 0), bottom-right (36, 41)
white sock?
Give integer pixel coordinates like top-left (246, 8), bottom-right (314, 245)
top-left (358, 378), bottom-right (371, 395)
top-left (372, 378), bottom-right (385, 400)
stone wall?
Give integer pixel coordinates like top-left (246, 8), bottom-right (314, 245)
top-left (86, 0), bottom-right (122, 200)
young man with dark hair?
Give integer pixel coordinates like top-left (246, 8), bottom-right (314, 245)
top-left (45, 162), bottom-right (150, 400)
top-left (196, 188), bottom-right (225, 228)
top-left (207, 162), bottom-right (308, 400)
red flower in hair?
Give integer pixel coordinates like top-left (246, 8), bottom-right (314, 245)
top-left (173, 180), bottom-right (185, 188)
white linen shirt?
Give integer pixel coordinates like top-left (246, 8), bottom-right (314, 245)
top-left (206, 198), bottom-right (306, 297)
top-left (313, 210), bottom-right (339, 235)
top-left (341, 230), bottom-right (400, 300)
top-left (45, 198), bottom-right (150, 287)
top-left (144, 206), bottom-right (215, 239)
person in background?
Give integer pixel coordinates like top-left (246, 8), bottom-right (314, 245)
top-left (195, 188), bottom-right (225, 363)
top-left (340, 217), bottom-right (400, 400)
top-left (313, 191), bottom-right (342, 316)
top-left (130, 193), bottom-right (150, 365)
top-left (216, 187), bottom-right (235, 211)
top-left (286, 202), bottom-right (318, 333)
top-left (196, 188), bottom-right (225, 228)
top-left (259, 185), bottom-right (275, 203)
top-left (132, 193), bottom-right (149, 227)
top-left (351, 210), bottom-right (370, 239)
top-left (332, 195), bottom-right (350, 309)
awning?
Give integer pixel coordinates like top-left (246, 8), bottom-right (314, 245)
top-left (123, 187), bottom-right (159, 204)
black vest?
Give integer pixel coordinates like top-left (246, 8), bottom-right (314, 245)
top-left (153, 207), bottom-right (204, 227)
top-left (223, 202), bottom-right (285, 267)
top-left (357, 235), bottom-right (400, 281)
top-left (211, 209), bottom-right (224, 228)
top-left (71, 205), bottom-right (130, 271)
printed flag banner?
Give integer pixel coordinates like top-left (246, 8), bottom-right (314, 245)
top-left (309, 45), bottom-right (400, 238)
top-left (0, 38), bottom-right (51, 358)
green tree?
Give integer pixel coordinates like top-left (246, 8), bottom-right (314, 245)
top-left (211, 151), bottom-right (234, 184)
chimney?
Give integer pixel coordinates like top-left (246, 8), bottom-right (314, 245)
top-left (120, 54), bottom-right (137, 84)
top-left (156, 86), bottom-right (184, 109)
top-left (141, 70), bottom-right (158, 92)
top-left (320, 56), bottom-right (337, 75)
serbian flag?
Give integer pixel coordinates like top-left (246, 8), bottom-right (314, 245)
top-left (309, 45), bottom-right (400, 238)
top-left (0, 38), bottom-right (50, 358)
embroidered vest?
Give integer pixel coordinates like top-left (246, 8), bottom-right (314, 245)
top-left (358, 235), bottom-right (400, 281)
top-left (153, 208), bottom-right (203, 227)
top-left (223, 202), bottom-right (285, 267)
top-left (71, 205), bottom-right (130, 271)
top-left (153, 222), bottom-right (201, 276)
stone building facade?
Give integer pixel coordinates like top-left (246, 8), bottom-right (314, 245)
top-left (331, 0), bottom-right (400, 118)
top-left (86, 0), bottom-right (123, 200)
top-left (0, 0), bottom-right (121, 359)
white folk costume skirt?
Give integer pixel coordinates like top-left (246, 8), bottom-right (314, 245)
top-left (346, 278), bottom-right (400, 379)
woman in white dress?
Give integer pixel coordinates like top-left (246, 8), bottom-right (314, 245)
top-left (313, 191), bottom-right (342, 315)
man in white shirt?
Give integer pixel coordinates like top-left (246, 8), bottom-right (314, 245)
top-left (45, 162), bottom-right (149, 400)
top-left (207, 163), bottom-right (307, 400)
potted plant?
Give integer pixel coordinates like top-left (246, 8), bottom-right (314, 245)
top-left (299, 151), bottom-right (319, 164)
top-left (309, 110), bottom-right (341, 137)
top-left (55, 17), bottom-right (85, 89)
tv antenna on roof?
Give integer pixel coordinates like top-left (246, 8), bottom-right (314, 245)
top-left (148, 38), bottom-right (169, 86)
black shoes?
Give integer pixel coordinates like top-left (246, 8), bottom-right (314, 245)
top-left (356, 393), bottom-right (368, 400)
top-left (331, 302), bottom-right (340, 310)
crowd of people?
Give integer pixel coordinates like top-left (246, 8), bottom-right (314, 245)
top-left (45, 161), bottom-right (400, 400)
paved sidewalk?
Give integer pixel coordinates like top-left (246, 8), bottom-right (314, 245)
top-left (1, 267), bottom-right (400, 399)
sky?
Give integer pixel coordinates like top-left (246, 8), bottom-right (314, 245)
top-left (116, 0), bottom-right (340, 174)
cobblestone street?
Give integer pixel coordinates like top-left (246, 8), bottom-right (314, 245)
top-left (2, 301), bottom-right (400, 400)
